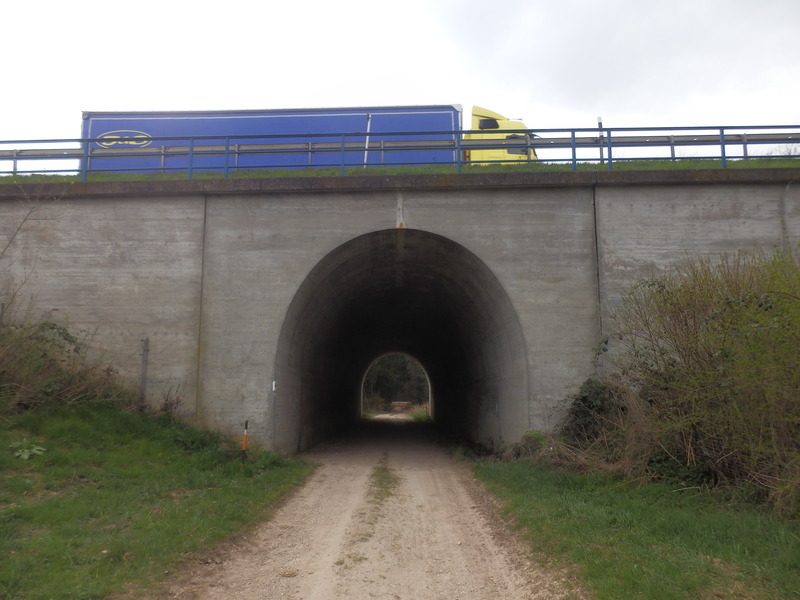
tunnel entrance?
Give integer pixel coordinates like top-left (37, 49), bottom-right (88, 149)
top-left (361, 352), bottom-right (432, 419)
top-left (273, 228), bottom-right (529, 454)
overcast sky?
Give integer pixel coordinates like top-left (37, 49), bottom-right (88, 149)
top-left (3, 0), bottom-right (799, 142)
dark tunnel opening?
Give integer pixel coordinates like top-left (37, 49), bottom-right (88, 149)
top-left (273, 228), bottom-right (529, 454)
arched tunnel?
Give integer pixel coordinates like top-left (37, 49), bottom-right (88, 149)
top-left (273, 228), bottom-right (529, 453)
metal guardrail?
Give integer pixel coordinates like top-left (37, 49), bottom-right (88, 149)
top-left (1, 125), bottom-right (798, 180)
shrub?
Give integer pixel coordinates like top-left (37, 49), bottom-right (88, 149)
top-left (556, 377), bottom-right (655, 476)
top-left (0, 319), bottom-right (136, 414)
top-left (559, 377), bottom-right (626, 443)
top-left (607, 247), bottom-right (800, 515)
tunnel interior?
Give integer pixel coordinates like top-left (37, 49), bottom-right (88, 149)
top-left (273, 228), bottom-right (529, 453)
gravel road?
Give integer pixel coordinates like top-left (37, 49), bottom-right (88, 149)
top-left (157, 419), bottom-right (582, 600)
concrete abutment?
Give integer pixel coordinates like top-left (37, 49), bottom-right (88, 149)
top-left (0, 169), bottom-right (797, 453)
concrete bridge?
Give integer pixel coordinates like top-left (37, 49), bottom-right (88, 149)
top-left (1, 169), bottom-right (798, 453)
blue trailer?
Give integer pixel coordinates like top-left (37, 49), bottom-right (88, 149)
top-left (81, 105), bottom-right (466, 174)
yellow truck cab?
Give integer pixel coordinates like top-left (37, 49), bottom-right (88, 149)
top-left (464, 106), bottom-right (537, 164)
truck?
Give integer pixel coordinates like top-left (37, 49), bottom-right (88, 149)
top-left (80, 105), bottom-right (536, 174)
top-left (466, 106), bottom-right (537, 164)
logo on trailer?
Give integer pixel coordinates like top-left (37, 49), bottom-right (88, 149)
top-left (96, 130), bottom-right (152, 148)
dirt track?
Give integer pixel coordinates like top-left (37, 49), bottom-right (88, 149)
top-left (159, 419), bottom-right (582, 600)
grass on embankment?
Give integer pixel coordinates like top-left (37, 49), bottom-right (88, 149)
top-left (0, 403), bottom-right (312, 600)
top-left (472, 461), bottom-right (800, 600)
top-left (2, 156), bottom-right (800, 184)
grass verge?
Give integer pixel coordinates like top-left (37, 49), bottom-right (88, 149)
top-left (0, 403), bottom-right (312, 600)
top-left (2, 157), bottom-right (800, 184)
top-left (472, 461), bottom-right (800, 600)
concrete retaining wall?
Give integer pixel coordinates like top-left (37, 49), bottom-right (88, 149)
top-left (1, 169), bottom-right (797, 450)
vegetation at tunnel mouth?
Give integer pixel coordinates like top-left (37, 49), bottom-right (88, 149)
top-left (0, 320), bottom-right (312, 600)
top-left (472, 460), bottom-right (799, 600)
top-left (471, 245), bottom-right (800, 600)
top-left (1, 403), bottom-right (313, 599)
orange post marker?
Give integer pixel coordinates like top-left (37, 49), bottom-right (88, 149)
top-left (241, 420), bottom-right (248, 452)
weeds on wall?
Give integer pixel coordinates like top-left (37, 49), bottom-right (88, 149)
top-left (0, 194), bottom-right (138, 416)
top-left (555, 247), bottom-right (800, 516)
top-left (0, 319), bottom-right (137, 414)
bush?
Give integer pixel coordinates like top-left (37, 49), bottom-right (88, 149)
top-left (605, 247), bottom-right (800, 515)
top-left (0, 320), bottom-right (136, 414)
top-left (556, 377), bottom-right (655, 476)
top-left (559, 377), bottom-right (626, 443)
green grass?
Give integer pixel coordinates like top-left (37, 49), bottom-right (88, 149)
top-left (409, 410), bottom-right (432, 422)
top-left (2, 156), bottom-right (799, 185)
top-left (368, 453), bottom-right (400, 505)
top-left (0, 403), bottom-right (312, 600)
top-left (472, 461), bottom-right (800, 600)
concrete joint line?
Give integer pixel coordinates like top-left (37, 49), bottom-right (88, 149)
top-left (396, 192), bottom-right (405, 229)
top-left (591, 182), bottom-right (604, 338)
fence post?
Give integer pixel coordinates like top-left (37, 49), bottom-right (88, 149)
top-left (598, 117), bottom-right (604, 164)
top-left (719, 128), bottom-right (727, 169)
top-left (340, 136), bottom-right (346, 176)
top-left (224, 138), bottom-right (231, 179)
top-left (187, 139), bottom-right (195, 180)
top-left (81, 142), bottom-right (90, 182)
top-left (571, 131), bottom-right (577, 171)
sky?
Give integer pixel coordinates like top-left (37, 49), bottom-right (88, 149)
top-left (2, 0), bottom-right (799, 144)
